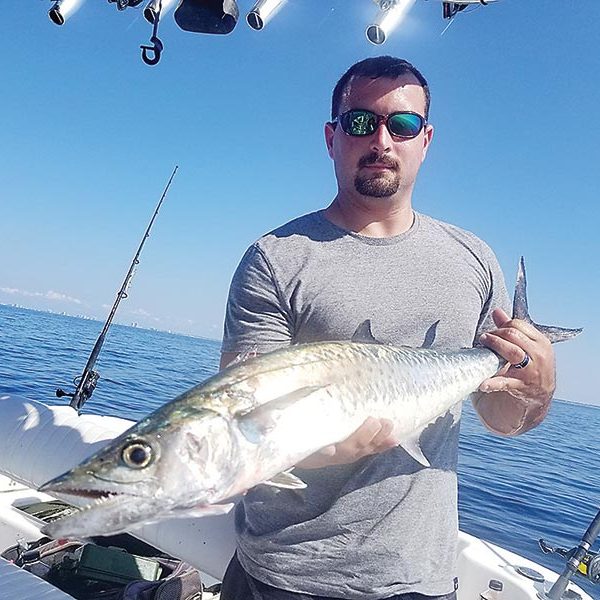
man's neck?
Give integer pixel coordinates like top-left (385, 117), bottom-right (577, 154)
top-left (323, 193), bottom-right (414, 238)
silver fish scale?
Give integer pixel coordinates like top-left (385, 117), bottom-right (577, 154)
top-left (197, 342), bottom-right (502, 428)
top-left (214, 343), bottom-right (504, 487)
top-left (292, 344), bottom-right (502, 431)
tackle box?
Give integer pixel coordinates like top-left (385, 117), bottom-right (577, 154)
top-left (61, 543), bottom-right (162, 585)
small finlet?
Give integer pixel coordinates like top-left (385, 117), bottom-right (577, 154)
top-left (230, 346), bottom-right (259, 366)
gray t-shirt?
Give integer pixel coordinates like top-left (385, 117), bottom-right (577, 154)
top-left (221, 210), bottom-right (510, 599)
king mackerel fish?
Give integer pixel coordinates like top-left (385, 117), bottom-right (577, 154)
top-left (40, 258), bottom-right (581, 538)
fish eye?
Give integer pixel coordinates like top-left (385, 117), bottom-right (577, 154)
top-left (121, 440), bottom-right (153, 469)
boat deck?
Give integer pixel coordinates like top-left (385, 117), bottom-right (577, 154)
top-left (0, 556), bottom-right (75, 600)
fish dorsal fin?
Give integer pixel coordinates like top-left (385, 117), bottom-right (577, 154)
top-left (352, 320), bottom-right (380, 344)
top-left (400, 433), bottom-right (430, 467)
top-left (262, 470), bottom-right (307, 490)
top-left (237, 385), bottom-right (323, 443)
top-left (421, 321), bottom-right (439, 348)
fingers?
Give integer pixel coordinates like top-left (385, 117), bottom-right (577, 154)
top-left (299, 418), bottom-right (397, 469)
top-left (480, 311), bottom-right (552, 369)
top-left (490, 308), bottom-right (548, 343)
top-left (479, 375), bottom-right (528, 398)
top-left (317, 445), bottom-right (336, 457)
top-left (491, 307), bottom-right (510, 328)
top-left (331, 417), bottom-right (397, 460)
top-left (479, 309), bottom-right (556, 405)
top-left (480, 330), bottom-right (534, 368)
top-left (353, 417), bottom-right (395, 451)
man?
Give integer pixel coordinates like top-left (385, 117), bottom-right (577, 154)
top-left (219, 56), bottom-right (555, 600)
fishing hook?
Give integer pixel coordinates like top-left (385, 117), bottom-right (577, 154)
top-left (140, 1), bottom-right (164, 66)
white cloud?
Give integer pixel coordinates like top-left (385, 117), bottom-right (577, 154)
top-left (0, 287), bottom-right (82, 304)
top-left (45, 290), bottom-right (82, 304)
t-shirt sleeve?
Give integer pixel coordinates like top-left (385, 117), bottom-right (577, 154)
top-left (221, 243), bottom-right (293, 354)
top-left (474, 244), bottom-right (511, 342)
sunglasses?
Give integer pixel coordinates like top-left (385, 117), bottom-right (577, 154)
top-left (332, 109), bottom-right (426, 139)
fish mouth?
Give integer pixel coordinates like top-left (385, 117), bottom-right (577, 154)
top-left (40, 490), bottom-right (151, 539)
top-left (39, 474), bottom-right (151, 535)
top-left (39, 469), bottom-right (148, 502)
top-left (50, 487), bottom-right (116, 501)
top-left (43, 486), bottom-right (140, 516)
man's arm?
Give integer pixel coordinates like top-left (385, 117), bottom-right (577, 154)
top-left (475, 307), bottom-right (556, 436)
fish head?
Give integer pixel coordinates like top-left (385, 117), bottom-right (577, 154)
top-left (39, 405), bottom-right (240, 538)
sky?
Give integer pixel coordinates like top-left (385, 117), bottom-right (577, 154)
top-left (1, 1), bottom-right (599, 405)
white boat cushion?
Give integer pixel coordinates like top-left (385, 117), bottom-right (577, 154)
top-left (0, 395), bottom-right (131, 488)
top-left (0, 395), bottom-right (235, 580)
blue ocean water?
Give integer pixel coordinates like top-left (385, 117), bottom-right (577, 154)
top-left (0, 304), bottom-right (598, 598)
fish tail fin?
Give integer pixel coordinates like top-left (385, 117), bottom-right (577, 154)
top-left (512, 257), bottom-right (583, 343)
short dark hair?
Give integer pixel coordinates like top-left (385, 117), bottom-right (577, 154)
top-left (331, 56), bottom-right (430, 121)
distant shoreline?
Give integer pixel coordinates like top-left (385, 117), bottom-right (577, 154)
top-left (0, 303), bottom-right (220, 345)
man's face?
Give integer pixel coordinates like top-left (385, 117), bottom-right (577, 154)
top-left (325, 74), bottom-right (433, 200)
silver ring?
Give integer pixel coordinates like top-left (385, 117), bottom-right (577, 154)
top-left (513, 352), bottom-right (531, 369)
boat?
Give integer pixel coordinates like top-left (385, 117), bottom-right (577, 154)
top-left (0, 393), bottom-right (596, 599)
top-left (44, 1), bottom-right (501, 65)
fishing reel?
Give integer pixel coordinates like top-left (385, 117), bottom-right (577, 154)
top-left (539, 539), bottom-right (600, 584)
top-left (536, 505), bottom-right (600, 600)
top-left (56, 370), bottom-right (100, 411)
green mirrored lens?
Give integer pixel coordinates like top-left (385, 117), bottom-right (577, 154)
top-left (342, 110), bottom-right (377, 136)
top-left (388, 113), bottom-right (423, 137)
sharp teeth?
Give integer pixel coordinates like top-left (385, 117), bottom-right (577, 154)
top-left (60, 488), bottom-right (121, 510)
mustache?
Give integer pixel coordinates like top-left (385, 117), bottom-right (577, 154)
top-left (358, 152), bottom-right (398, 169)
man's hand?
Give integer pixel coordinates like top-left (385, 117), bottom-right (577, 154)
top-left (475, 308), bottom-right (556, 435)
top-left (297, 417), bottom-right (397, 469)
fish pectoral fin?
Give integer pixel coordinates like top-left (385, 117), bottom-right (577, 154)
top-left (237, 385), bottom-right (324, 442)
top-left (400, 434), bottom-right (430, 467)
top-left (171, 502), bottom-right (236, 519)
top-left (262, 470), bottom-right (307, 490)
top-left (351, 320), bottom-right (382, 344)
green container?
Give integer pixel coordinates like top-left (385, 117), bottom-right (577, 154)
top-left (66, 544), bottom-right (162, 585)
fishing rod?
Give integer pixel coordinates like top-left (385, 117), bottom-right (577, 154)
top-left (56, 166), bottom-right (179, 413)
top-left (538, 506), bottom-right (600, 599)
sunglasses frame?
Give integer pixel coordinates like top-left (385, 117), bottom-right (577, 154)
top-left (332, 109), bottom-right (427, 140)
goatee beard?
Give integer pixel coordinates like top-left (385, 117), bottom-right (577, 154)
top-left (354, 175), bottom-right (400, 197)
top-left (355, 151), bottom-right (400, 197)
